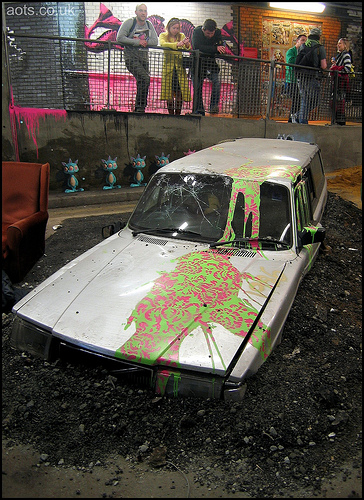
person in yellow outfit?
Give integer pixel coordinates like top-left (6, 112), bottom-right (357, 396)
top-left (159, 18), bottom-right (192, 115)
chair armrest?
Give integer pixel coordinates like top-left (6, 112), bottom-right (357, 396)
top-left (7, 211), bottom-right (48, 249)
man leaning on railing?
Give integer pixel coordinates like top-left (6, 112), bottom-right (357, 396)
top-left (191, 19), bottom-right (226, 116)
top-left (285, 34), bottom-right (307, 123)
top-left (116, 3), bottom-right (158, 113)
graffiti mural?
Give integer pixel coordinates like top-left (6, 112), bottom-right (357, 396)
top-left (262, 18), bottom-right (322, 65)
top-left (84, 3), bottom-right (121, 52)
top-left (84, 3), bottom-right (244, 56)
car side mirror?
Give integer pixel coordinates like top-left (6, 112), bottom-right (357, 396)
top-left (299, 226), bottom-right (325, 247)
top-left (102, 220), bottom-right (126, 238)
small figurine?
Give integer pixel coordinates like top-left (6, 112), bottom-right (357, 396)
top-left (183, 149), bottom-right (196, 155)
top-left (130, 154), bottom-right (147, 187)
top-left (155, 152), bottom-right (170, 169)
top-left (61, 159), bottom-right (84, 193)
top-left (277, 134), bottom-right (294, 141)
top-left (101, 156), bottom-right (121, 189)
top-left (149, 152), bottom-right (170, 175)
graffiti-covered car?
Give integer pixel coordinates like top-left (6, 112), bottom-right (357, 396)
top-left (11, 138), bottom-right (327, 401)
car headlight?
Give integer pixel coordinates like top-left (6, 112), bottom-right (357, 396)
top-left (10, 317), bottom-right (53, 360)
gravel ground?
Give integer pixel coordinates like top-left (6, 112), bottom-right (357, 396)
top-left (2, 190), bottom-right (362, 498)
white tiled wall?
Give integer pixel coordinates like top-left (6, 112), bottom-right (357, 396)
top-left (85, 2), bottom-right (233, 30)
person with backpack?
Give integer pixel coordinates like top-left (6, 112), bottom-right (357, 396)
top-left (116, 4), bottom-right (158, 113)
top-left (285, 34), bottom-right (307, 123)
top-left (295, 27), bottom-right (327, 124)
top-left (330, 38), bottom-right (352, 125)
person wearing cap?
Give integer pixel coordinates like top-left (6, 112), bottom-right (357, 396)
top-left (191, 19), bottom-right (226, 115)
top-left (285, 34), bottom-right (307, 123)
top-left (296, 27), bottom-right (327, 124)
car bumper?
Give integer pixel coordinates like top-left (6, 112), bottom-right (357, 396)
top-left (10, 316), bottom-right (248, 401)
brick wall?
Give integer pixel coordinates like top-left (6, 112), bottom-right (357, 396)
top-left (233, 4), bottom-right (342, 64)
top-left (4, 2), bottom-right (87, 108)
top-left (5, 2), bottom-right (63, 108)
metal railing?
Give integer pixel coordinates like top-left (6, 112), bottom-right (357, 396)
top-left (5, 32), bottom-right (362, 123)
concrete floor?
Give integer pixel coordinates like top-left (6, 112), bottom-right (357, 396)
top-left (46, 201), bottom-right (138, 240)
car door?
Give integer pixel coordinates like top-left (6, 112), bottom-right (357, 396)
top-left (294, 179), bottom-right (320, 276)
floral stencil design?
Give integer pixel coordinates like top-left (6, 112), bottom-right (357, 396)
top-left (115, 251), bottom-right (272, 370)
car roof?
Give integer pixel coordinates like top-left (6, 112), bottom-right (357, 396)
top-left (159, 138), bottom-right (319, 183)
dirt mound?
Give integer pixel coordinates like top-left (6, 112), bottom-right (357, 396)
top-left (326, 166), bottom-right (362, 209)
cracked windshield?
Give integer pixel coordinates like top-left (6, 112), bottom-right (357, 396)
top-left (129, 173), bottom-right (291, 248)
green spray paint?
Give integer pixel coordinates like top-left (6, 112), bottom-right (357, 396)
top-left (115, 251), bottom-right (271, 386)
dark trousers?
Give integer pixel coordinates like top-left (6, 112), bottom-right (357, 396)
top-left (192, 59), bottom-right (220, 114)
top-left (335, 94), bottom-right (346, 124)
top-left (125, 51), bottom-right (150, 111)
top-left (297, 76), bottom-right (321, 124)
top-left (286, 82), bottom-right (300, 121)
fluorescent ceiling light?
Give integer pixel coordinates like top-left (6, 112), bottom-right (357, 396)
top-left (269, 2), bottom-right (326, 13)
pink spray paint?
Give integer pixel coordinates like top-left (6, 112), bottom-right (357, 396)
top-left (9, 99), bottom-right (66, 160)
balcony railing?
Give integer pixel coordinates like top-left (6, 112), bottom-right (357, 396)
top-left (5, 32), bottom-right (362, 123)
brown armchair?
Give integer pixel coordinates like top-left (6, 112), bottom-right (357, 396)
top-left (2, 161), bottom-right (50, 283)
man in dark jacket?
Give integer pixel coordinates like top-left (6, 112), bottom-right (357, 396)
top-left (295, 27), bottom-right (327, 124)
top-left (191, 19), bottom-right (226, 115)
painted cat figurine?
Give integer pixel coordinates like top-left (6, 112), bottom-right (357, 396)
top-left (101, 156), bottom-right (121, 189)
top-left (61, 159), bottom-right (84, 193)
top-left (130, 154), bottom-right (147, 187)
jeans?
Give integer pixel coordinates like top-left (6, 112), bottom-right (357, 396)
top-left (286, 82), bottom-right (300, 121)
top-left (125, 51), bottom-right (150, 111)
top-left (297, 77), bottom-right (321, 124)
top-left (192, 59), bottom-right (221, 114)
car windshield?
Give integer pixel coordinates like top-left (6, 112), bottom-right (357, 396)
top-left (129, 173), bottom-right (232, 242)
top-left (128, 173), bottom-right (292, 248)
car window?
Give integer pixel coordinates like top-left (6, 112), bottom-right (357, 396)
top-left (258, 182), bottom-right (292, 245)
top-left (307, 152), bottom-right (325, 216)
top-left (129, 173), bottom-right (232, 242)
top-left (310, 152), bottom-right (325, 194)
top-left (295, 181), bottom-right (312, 232)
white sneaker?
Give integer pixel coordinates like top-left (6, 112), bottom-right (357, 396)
top-left (290, 113), bottom-right (297, 123)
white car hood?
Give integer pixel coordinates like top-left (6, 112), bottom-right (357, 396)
top-left (14, 230), bottom-right (287, 376)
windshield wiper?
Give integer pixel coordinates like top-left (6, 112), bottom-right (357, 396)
top-left (210, 237), bottom-right (290, 249)
top-left (132, 227), bottom-right (202, 237)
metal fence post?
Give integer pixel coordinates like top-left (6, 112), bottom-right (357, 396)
top-left (106, 41), bottom-right (111, 110)
top-left (331, 71), bottom-right (338, 125)
top-left (266, 59), bottom-right (275, 119)
top-left (192, 49), bottom-right (200, 114)
top-left (2, 23), bottom-right (13, 107)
